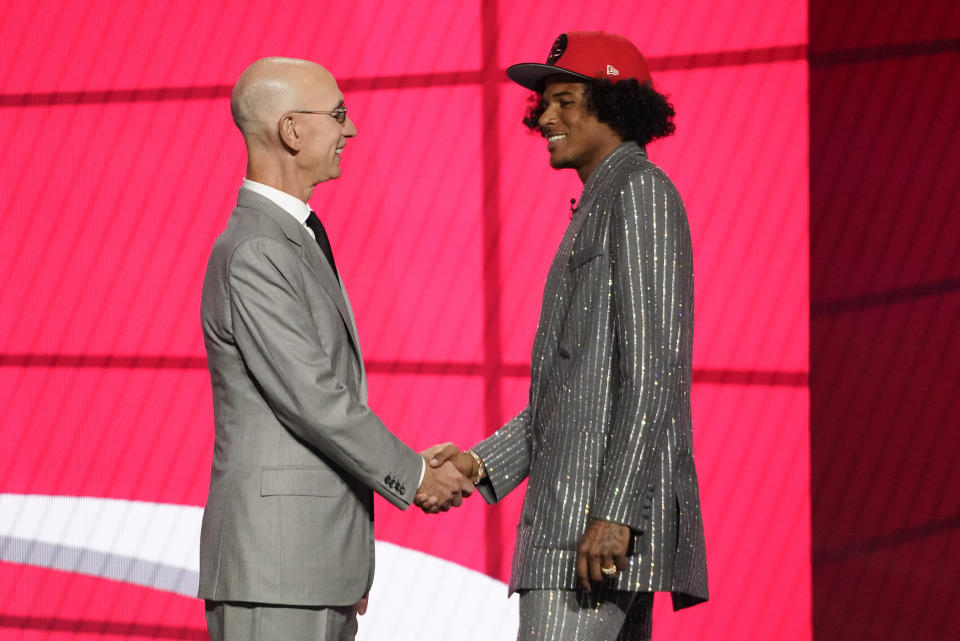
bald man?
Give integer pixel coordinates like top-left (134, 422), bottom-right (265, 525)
top-left (198, 58), bottom-right (468, 641)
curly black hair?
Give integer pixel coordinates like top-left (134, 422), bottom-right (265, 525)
top-left (522, 78), bottom-right (676, 147)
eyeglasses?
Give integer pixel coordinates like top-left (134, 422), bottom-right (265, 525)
top-left (288, 106), bottom-right (348, 124)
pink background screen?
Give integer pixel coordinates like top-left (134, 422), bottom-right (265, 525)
top-left (1, 1), bottom-right (811, 640)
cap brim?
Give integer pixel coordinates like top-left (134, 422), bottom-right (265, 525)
top-left (505, 63), bottom-right (594, 92)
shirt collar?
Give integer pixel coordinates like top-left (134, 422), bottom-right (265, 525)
top-left (242, 179), bottom-right (312, 224)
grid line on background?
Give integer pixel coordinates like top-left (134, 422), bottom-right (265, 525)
top-left (479, 0), bottom-right (504, 577)
top-left (0, 355), bottom-right (808, 386)
top-left (812, 514), bottom-right (960, 566)
top-left (2, 36), bottom-right (958, 109)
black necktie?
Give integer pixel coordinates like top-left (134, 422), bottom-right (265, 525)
top-left (305, 212), bottom-right (339, 279)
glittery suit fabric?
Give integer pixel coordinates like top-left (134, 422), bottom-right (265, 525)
top-left (474, 143), bottom-right (708, 610)
top-left (518, 590), bottom-right (653, 641)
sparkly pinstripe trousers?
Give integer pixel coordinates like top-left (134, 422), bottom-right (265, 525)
top-left (518, 590), bottom-right (653, 641)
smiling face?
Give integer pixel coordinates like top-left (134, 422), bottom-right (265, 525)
top-left (537, 79), bottom-right (623, 183)
top-left (295, 71), bottom-right (358, 186)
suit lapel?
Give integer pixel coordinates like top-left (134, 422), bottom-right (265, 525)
top-left (300, 234), bottom-right (363, 360)
top-left (237, 189), bottom-right (362, 361)
top-left (530, 144), bottom-right (640, 413)
top-left (531, 205), bottom-right (592, 412)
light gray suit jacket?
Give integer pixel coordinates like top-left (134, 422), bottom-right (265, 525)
top-left (474, 143), bottom-right (708, 609)
top-left (198, 188), bottom-right (423, 607)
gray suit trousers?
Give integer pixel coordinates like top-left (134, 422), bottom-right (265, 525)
top-left (205, 602), bottom-right (358, 641)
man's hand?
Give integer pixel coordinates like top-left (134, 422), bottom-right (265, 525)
top-left (575, 519), bottom-right (631, 591)
top-left (356, 593), bottom-right (369, 616)
top-left (426, 442), bottom-right (480, 483)
top-left (415, 447), bottom-right (472, 513)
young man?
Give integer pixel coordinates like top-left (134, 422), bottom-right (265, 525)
top-left (433, 32), bottom-right (708, 640)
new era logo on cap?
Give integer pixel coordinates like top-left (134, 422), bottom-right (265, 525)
top-left (606, 64), bottom-right (619, 76)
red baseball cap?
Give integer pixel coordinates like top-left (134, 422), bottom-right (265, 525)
top-left (507, 31), bottom-right (651, 92)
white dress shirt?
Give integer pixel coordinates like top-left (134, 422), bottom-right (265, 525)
top-left (242, 178), bottom-right (316, 239)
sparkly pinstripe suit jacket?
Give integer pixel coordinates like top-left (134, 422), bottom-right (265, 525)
top-left (474, 143), bottom-right (708, 609)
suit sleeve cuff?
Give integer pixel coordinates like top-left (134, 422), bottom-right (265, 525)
top-left (594, 481), bottom-right (657, 533)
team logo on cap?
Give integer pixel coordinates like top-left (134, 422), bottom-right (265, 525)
top-left (547, 34), bottom-right (568, 64)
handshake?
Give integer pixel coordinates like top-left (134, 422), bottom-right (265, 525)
top-left (413, 443), bottom-right (484, 514)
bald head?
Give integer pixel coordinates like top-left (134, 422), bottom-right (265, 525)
top-left (231, 57), bottom-right (356, 200)
top-left (231, 57), bottom-right (338, 146)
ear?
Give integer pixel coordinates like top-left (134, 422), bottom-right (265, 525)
top-left (278, 113), bottom-right (301, 152)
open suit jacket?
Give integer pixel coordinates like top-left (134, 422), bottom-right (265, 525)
top-left (474, 143), bottom-right (708, 609)
top-left (198, 188), bottom-right (423, 607)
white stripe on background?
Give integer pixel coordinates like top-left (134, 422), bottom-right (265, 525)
top-left (0, 494), bottom-right (518, 640)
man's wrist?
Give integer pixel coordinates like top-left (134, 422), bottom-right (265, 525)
top-left (467, 449), bottom-right (486, 484)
